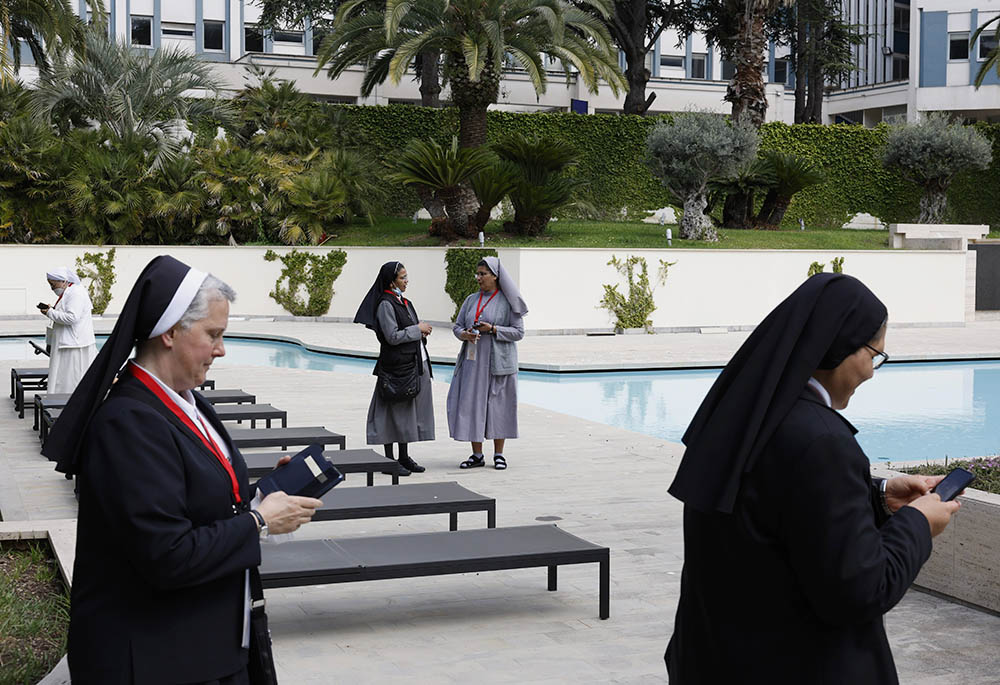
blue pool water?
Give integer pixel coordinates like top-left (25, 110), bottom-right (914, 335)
top-left (5, 336), bottom-right (997, 463)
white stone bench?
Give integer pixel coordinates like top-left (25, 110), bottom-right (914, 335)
top-left (888, 223), bottom-right (989, 250)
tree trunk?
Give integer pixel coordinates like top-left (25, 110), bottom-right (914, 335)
top-left (457, 105), bottom-right (488, 149)
top-left (622, 58), bottom-right (651, 115)
top-left (793, 5), bottom-right (808, 124)
top-left (806, 30), bottom-right (824, 123)
top-left (680, 192), bottom-right (717, 241)
top-left (762, 194), bottom-right (792, 229)
top-left (723, 191), bottom-right (751, 229)
top-left (728, 6), bottom-right (769, 128)
top-left (918, 188), bottom-right (948, 224)
top-left (413, 185), bottom-right (446, 220)
top-left (418, 50), bottom-right (441, 108)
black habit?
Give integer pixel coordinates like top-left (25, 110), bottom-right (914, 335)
top-left (665, 274), bottom-right (933, 684)
top-left (70, 374), bottom-right (259, 684)
top-left (665, 390), bottom-right (931, 683)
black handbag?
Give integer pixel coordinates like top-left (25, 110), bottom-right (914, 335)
top-left (377, 364), bottom-right (421, 402)
top-left (248, 569), bottom-right (279, 685)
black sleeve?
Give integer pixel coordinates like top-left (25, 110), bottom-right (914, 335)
top-left (84, 403), bottom-right (261, 591)
top-left (779, 434), bottom-right (933, 627)
top-left (870, 477), bottom-right (891, 528)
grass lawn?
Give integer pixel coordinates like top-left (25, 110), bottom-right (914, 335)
top-left (318, 218), bottom-right (891, 250)
top-left (0, 541), bottom-right (69, 684)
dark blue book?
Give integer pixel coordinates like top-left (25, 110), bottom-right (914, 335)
top-left (255, 444), bottom-right (344, 499)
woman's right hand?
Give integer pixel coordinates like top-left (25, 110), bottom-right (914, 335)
top-left (256, 491), bottom-right (323, 534)
top-left (459, 330), bottom-right (478, 342)
top-left (418, 321), bottom-right (433, 335)
top-left (907, 493), bottom-right (961, 537)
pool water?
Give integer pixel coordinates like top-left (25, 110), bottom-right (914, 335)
top-left (5, 336), bottom-right (997, 463)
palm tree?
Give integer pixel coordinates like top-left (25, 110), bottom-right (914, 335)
top-left (32, 27), bottom-right (231, 167)
top-left (316, 0), bottom-right (626, 148)
top-left (0, 0), bottom-right (91, 83)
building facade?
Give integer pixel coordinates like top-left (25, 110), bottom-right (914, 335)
top-left (18, 0), bottom-right (798, 122)
top-left (827, 0), bottom-right (1000, 125)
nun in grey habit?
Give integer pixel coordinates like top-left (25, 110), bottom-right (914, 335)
top-left (447, 256), bottom-right (528, 470)
top-left (354, 261), bottom-right (435, 476)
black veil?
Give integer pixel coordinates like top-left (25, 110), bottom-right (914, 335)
top-left (353, 261), bottom-right (402, 329)
top-left (669, 273), bottom-right (887, 514)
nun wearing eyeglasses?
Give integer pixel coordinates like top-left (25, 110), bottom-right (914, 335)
top-left (664, 273), bottom-right (962, 684)
top-left (447, 256), bottom-right (528, 471)
top-left (39, 266), bottom-right (97, 393)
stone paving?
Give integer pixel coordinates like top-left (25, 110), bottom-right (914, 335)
top-left (2, 319), bottom-right (1000, 682)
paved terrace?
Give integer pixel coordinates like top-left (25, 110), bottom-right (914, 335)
top-left (1, 319), bottom-right (1000, 682)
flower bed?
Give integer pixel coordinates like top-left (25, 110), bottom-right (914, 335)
top-left (898, 456), bottom-right (1000, 495)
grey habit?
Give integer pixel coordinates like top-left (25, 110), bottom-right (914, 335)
top-left (366, 299), bottom-right (435, 444)
top-left (446, 290), bottom-right (524, 442)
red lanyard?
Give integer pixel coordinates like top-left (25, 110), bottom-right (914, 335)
top-left (384, 289), bottom-right (408, 306)
top-left (475, 289), bottom-right (498, 322)
top-left (128, 363), bottom-right (241, 504)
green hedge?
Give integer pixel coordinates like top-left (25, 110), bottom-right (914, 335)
top-left (336, 105), bottom-right (1000, 229)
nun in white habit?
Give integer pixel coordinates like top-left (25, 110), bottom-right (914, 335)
top-left (446, 256), bottom-right (528, 470)
top-left (41, 266), bottom-right (97, 393)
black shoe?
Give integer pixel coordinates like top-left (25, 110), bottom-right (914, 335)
top-left (399, 455), bottom-right (425, 473)
top-left (382, 459), bottom-right (410, 477)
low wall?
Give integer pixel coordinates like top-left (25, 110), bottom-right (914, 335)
top-left (873, 468), bottom-right (1000, 614)
top-left (0, 245), bottom-right (970, 330)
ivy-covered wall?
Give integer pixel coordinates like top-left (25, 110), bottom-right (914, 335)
top-left (338, 104), bottom-right (1000, 229)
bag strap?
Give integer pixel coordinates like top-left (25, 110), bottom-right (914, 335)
top-left (250, 567), bottom-right (265, 609)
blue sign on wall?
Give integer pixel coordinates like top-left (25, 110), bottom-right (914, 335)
top-left (570, 99), bottom-right (588, 114)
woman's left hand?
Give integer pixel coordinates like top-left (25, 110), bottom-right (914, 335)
top-left (474, 321), bottom-right (492, 333)
top-left (885, 474), bottom-right (945, 512)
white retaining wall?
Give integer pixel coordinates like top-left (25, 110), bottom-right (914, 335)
top-left (0, 245), bottom-right (969, 330)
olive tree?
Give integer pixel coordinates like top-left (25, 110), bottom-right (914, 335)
top-left (882, 113), bottom-right (993, 224)
top-left (645, 112), bottom-right (758, 241)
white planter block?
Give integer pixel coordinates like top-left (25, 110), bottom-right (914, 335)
top-left (888, 223), bottom-right (989, 250)
top-left (842, 212), bottom-right (886, 231)
top-left (642, 207), bottom-right (678, 224)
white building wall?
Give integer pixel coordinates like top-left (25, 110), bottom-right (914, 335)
top-left (0, 247), bottom-right (969, 329)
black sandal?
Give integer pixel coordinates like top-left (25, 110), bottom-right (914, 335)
top-left (493, 455), bottom-right (507, 470)
top-left (460, 454), bottom-right (485, 469)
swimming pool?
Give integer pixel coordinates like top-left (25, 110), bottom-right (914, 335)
top-left (5, 336), bottom-right (996, 463)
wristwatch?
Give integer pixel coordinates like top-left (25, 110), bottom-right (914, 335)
top-left (878, 479), bottom-right (893, 517)
top-left (250, 509), bottom-right (268, 538)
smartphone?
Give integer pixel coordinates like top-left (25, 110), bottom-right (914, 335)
top-left (37, 302), bottom-right (49, 310)
top-left (931, 467), bottom-right (975, 502)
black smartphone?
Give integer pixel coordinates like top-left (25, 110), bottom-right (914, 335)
top-left (37, 302), bottom-right (49, 310)
top-left (931, 467), bottom-right (975, 502)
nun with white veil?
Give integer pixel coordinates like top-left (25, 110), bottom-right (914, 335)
top-left (447, 256), bottom-right (528, 471)
top-left (40, 266), bottom-right (97, 393)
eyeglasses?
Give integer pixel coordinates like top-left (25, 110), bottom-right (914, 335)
top-left (474, 272), bottom-right (492, 278)
top-left (398, 274), bottom-right (408, 281)
top-left (865, 343), bottom-right (889, 370)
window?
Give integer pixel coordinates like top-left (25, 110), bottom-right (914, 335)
top-left (131, 16), bottom-right (152, 46)
top-left (312, 29), bottom-right (328, 55)
top-left (659, 55), bottom-right (683, 69)
top-left (773, 58), bottom-right (789, 85)
top-left (273, 30), bottom-right (303, 44)
top-left (950, 33), bottom-right (969, 60)
top-left (721, 59), bottom-right (735, 80)
top-left (892, 55), bottom-right (909, 81)
top-left (245, 25), bottom-right (264, 52)
top-left (162, 23), bottom-right (195, 38)
top-left (980, 34), bottom-right (998, 61)
top-left (203, 21), bottom-right (224, 51)
top-left (893, 2), bottom-right (909, 33)
top-left (690, 53), bottom-right (706, 79)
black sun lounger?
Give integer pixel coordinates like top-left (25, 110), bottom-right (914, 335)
top-left (310, 481), bottom-right (495, 530)
top-left (228, 426), bottom-right (346, 451)
top-left (243, 448), bottom-right (402, 486)
top-left (12, 367), bottom-right (47, 418)
top-left (260, 525), bottom-right (610, 619)
top-left (212, 403), bottom-right (287, 429)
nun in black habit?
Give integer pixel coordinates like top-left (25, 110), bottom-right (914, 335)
top-left (44, 255), bottom-right (322, 685)
top-left (665, 273), bottom-right (961, 685)
top-left (354, 261), bottom-right (435, 475)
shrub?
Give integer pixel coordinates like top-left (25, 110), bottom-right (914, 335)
top-left (882, 113), bottom-right (993, 223)
top-left (493, 133), bottom-right (582, 236)
top-left (444, 248), bottom-right (498, 320)
top-left (263, 249), bottom-right (347, 316)
top-left (599, 255), bottom-right (675, 331)
top-left (900, 456), bottom-right (1000, 496)
top-left (755, 150), bottom-right (826, 229)
top-left (646, 112), bottom-right (758, 241)
top-left (74, 248), bottom-right (116, 315)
